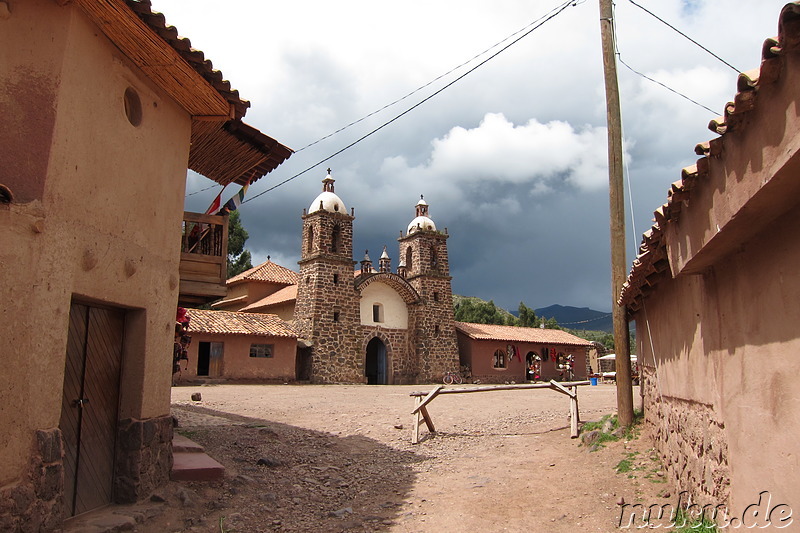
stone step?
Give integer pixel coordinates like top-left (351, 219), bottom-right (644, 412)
top-left (171, 451), bottom-right (225, 482)
top-left (172, 433), bottom-right (204, 453)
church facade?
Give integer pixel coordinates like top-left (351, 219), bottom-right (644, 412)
top-left (293, 173), bottom-right (461, 384)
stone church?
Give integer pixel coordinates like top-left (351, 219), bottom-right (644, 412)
top-left (292, 172), bottom-right (461, 384)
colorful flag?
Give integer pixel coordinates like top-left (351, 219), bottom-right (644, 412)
top-left (221, 184), bottom-right (249, 213)
top-left (205, 186), bottom-right (226, 215)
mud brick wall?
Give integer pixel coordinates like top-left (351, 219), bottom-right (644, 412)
top-left (114, 415), bottom-right (173, 504)
top-left (0, 429), bottom-right (64, 532)
top-left (641, 367), bottom-right (730, 506)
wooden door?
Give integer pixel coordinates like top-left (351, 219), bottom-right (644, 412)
top-left (208, 341), bottom-right (223, 377)
top-left (60, 302), bottom-right (124, 517)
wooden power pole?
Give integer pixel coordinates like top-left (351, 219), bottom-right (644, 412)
top-left (599, 0), bottom-right (634, 427)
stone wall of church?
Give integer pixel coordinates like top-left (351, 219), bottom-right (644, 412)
top-left (410, 276), bottom-right (460, 383)
top-left (359, 327), bottom-right (415, 384)
top-left (296, 260), bottom-right (363, 384)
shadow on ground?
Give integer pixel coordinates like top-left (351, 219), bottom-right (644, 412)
top-left (156, 403), bottom-right (425, 532)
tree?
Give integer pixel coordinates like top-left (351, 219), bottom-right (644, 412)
top-left (227, 210), bottom-right (253, 278)
top-left (454, 298), bottom-right (509, 325)
top-left (517, 302), bottom-right (537, 327)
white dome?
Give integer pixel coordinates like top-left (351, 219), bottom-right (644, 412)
top-left (407, 215), bottom-right (436, 233)
top-left (309, 191), bottom-right (346, 214)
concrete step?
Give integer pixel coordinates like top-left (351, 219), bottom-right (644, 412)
top-left (172, 433), bottom-right (204, 453)
top-left (171, 451), bottom-right (224, 482)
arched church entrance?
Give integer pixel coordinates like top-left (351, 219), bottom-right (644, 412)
top-left (365, 337), bottom-right (388, 384)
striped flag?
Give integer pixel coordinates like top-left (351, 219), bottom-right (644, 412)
top-left (204, 186), bottom-right (226, 215)
top-left (221, 184), bottom-right (249, 213)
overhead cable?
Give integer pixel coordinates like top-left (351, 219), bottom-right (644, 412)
top-left (294, 0), bottom-right (586, 154)
top-left (243, 0), bottom-right (580, 205)
top-left (626, 0), bottom-right (741, 73)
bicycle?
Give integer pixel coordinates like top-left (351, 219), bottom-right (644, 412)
top-left (443, 371), bottom-right (463, 385)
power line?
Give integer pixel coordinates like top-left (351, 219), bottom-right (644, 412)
top-left (559, 313), bottom-right (613, 326)
top-left (243, 0), bottom-right (580, 205)
top-left (185, 183), bottom-right (220, 197)
top-left (294, 0), bottom-right (586, 154)
top-left (616, 55), bottom-right (718, 115)
top-left (626, 0), bottom-right (741, 73)
top-left (611, 1), bottom-right (718, 115)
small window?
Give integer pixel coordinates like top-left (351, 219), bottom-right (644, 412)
top-left (250, 344), bottom-right (274, 358)
top-left (124, 87), bottom-right (142, 127)
top-left (373, 304), bottom-right (383, 323)
top-left (333, 311), bottom-right (340, 322)
top-left (331, 225), bottom-right (341, 253)
top-left (493, 348), bottom-right (507, 369)
top-left (333, 273), bottom-right (339, 284)
top-left (433, 291), bottom-right (440, 302)
top-left (434, 324), bottom-right (440, 335)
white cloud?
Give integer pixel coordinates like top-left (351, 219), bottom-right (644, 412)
top-left (392, 113), bottom-right (611, 194)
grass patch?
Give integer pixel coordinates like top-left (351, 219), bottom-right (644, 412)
top-left (176, 428), bottom-right (200, 440)
top-left (668, 509), bottom-right (718, 532)
top-left (616, 452), bottom-right (638, 473)
top-left (581, 409), bottom-right (644, 450)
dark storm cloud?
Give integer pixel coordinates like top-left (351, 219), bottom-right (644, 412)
top-left (165, 0), bottom-right (788, 314)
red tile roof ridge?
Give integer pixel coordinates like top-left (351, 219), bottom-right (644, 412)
top-left (454, 321), bottom-right (593, 346)
top-left (227, 260), bottom-right (299, 286)
top-left (209, 294), bottom-right (248, 309)
top-left (240, 285), bottom-right (298, 312)
top-left (619, 2), bottom-right (800, 313)
top-left (126, 0), bottom-right (249, 120)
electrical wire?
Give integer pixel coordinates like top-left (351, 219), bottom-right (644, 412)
top-left (293, 0), bottom-right (586, 154)
top-left (616, 56), bottom-right (718, 115)
top-left (185, 183), bottom-right (220, 197)
top-left (626, 0), bottom-right (741, 73)
top-left (242, 0), bottom-right (580, 205)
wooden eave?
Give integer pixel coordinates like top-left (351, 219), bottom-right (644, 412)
top-left (71, 0), bottom-right (293, 186)
top-left (74, 0), bottom-right (235, 119)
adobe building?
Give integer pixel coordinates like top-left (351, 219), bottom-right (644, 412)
top-left (619, 2), bottom-right (800, 516)
top-left (180, 309), bottom-right (298, 382)
top-left (455, 322), bottom-right (593, 384)
top-left (0, 1), bottom-right (290, 528)
top-left (293, 174), bottom-right (461, 384)
top-left (211, 260), bottom-right (300, 321)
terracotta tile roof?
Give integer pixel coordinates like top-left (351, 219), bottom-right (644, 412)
top-left (619, 2), bottom-right (800, 313)
top-left (241, 285), bottom-right (298, 312)
top-left (209, 295), bottom-right (248, 310)
top-left (123, 0), bottom-right (249, 119)
top-left (78, 0), bottom-right (292, 186)
top-left (455, 322), bottom-right (593, 346)
top-left (187, 309), bottom-right (297, 338)
top-left (227, 260), bottom-right (300, 286)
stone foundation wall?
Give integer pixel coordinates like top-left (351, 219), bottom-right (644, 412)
top-left (0, 429), bottom-right (64, 533)
top-left (114, 415), bottom-right (173, 504)
top-left (641, 366), bottom-right (730, 506)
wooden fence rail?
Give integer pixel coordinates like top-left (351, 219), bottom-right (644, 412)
top-left (409, 380), bottom-right (590, 444)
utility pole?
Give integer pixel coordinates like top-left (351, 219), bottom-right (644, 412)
top-left (599, 0), bottom-right (634, 427)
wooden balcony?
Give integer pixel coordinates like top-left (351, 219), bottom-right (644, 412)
top-left (179, 212), bottom-right (228, 307)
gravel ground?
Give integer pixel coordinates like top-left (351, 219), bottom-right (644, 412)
top-left (135, 383), bottom-right (669, 533)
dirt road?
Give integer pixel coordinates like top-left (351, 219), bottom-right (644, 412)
top-left (144, 383), bottom-right (668, 532)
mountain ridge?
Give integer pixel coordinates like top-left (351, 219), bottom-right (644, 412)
top-left (533, 304), bottom-right (613, 332)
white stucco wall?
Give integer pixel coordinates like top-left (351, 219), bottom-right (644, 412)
top-left (360, 282), bottom-right (408, 329)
